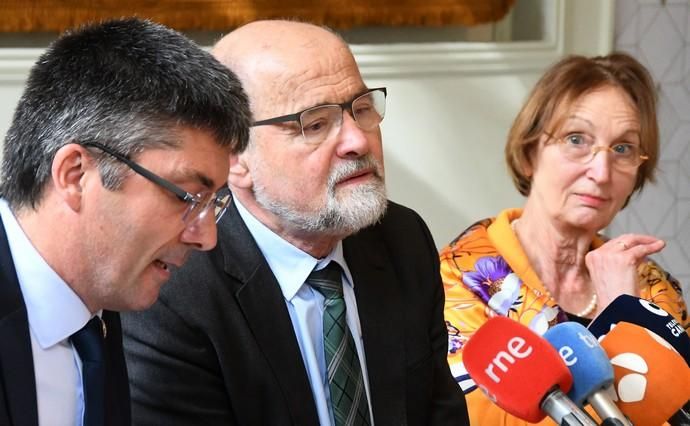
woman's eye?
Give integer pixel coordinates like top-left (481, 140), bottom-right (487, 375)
top-left (612, 143), bottom-right (634, 155)
top-left (565, 134), bottom-right (586, 145)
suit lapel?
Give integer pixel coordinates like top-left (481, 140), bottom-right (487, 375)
top-left (220, 203), bottom-right (320, 425)
top-left (344, 228), bottom-right (406, 424)
top-left (0, 218), bottom-right (39, 426)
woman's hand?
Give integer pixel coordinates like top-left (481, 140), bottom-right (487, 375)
top-left (585, 234), bottom-right (665, 315)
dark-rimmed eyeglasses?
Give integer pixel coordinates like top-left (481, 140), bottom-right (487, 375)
top-left (79, 141), bottom-right (231, 224)
top-left (251, 87), bottom-right (387, 145)
top-left (545, 132), bottom-right (648, 171)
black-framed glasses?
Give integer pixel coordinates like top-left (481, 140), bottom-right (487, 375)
top-left (251, 87), bottom-right (387, 145)
top-left (79, 141), bottom-right (231, 224)
top-left (545, 132), bottom-right (648, 171)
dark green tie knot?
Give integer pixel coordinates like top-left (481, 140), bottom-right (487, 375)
top-left (307, 262), bottom-right (344, 300)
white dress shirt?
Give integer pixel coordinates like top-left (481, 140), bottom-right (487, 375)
top-left (1, 199), bottom-right (94, 426)
top-left (235, 199), bottom-right (375, 426)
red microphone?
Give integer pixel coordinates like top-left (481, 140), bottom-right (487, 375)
top-left (600, 321), bottom-right (690, 425)
top-left (463, 316), bottom-right (596, 424)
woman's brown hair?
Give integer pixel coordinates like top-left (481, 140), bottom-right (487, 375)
top-left (505, 52), bottom-right (658, 196)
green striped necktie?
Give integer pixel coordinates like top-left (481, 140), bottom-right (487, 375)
top-left (307, 262), bottom-right (371, 426)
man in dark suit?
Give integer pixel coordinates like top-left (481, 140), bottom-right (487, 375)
top-left (0, 18), bottom-right (250, 426)
top-left (122, 20), bottom-right (469, 425)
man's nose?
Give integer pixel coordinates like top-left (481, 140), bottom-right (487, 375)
top-left (334, 111), bottom-right (372, 158)
top-left (181, 212), bottom-right (218, 251)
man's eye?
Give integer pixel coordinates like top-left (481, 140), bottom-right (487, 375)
top-left (302, 118), bottom-right (329, 135)
top-left (353, 99), bottom-right (374, 114)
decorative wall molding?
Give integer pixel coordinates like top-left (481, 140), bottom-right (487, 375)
top-left (0, 0), bottom-right (614, 82)
top-left (0, 48), bottom-right (38, 83)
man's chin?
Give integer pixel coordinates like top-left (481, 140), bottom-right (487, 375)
top-left (328, 193), bottom-right (387, 233)
top-left (129, 287), bottom-right (164, 311)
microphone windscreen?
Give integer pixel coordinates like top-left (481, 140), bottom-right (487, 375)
top-left (589, 294), bottom-right (690, 365)
top-left (543, 322), bottom-right (614, 406)
top-left (463, 316), bottom-right (572, 423)
top-left (600, 321), bottom-right (690, 425)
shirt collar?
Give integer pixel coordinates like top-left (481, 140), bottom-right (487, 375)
top-left (0, 199), bottom-right (92, 349)
top-left (234, 199), bottom-right (353, 301)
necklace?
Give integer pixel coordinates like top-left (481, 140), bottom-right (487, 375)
top-left (541, 287), bottom-right (598, 317)
top-left (573, 293), bottom-right (598, 317)
top-left (510, 217), bottom-right (598, 317)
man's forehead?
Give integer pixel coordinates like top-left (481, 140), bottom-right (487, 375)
top-left (152, 128), bottom-right (229, 189)
top-left (253, 62), bottom-right (365, 113)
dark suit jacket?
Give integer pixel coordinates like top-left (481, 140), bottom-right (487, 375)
top-left (122, 201), bottom-right (469, 425)
top-left (0, 218), bottom-right (131, 426)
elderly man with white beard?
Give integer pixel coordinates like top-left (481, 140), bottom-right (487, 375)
top-left (121, 20), bottom-right (469, 426)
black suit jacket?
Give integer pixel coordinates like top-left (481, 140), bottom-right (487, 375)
top-left (0, 218), bottom-right (131, 426)
top-left (122, 201), bottom-right (469, 425)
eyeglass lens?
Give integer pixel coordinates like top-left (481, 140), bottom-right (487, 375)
top-left (183, 192), bottom-right (232, 224)
top-left (557, 134), bottom-right (646, 169)
top-left (299, 90), bottom-right (386, 144)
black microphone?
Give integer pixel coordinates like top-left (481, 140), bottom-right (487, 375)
top-left (669, 401), bottom-right (690, 426)
top-left (588, 294), bottom-right (690, 365)
top-left (589, 295), bottom-right (690, 423)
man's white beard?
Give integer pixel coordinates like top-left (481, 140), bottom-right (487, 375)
top-left (253, 155), bottom-right (387, 236)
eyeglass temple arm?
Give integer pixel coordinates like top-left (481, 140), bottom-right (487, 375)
top-left (78, 141), bottom-right (196, 203)
top-left (252, 112), bottom-right (302, 127)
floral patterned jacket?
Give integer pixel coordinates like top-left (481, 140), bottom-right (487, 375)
top-left (440, 208), bottom-right (688, 426)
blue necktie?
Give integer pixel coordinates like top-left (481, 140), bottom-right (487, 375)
top-left (71, 316), bottom-right (105, 426)
top-left (307, 262), bottom-right (371, 426)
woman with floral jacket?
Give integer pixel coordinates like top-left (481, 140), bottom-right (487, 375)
top-left (441, 53), bottom-right (688, 425)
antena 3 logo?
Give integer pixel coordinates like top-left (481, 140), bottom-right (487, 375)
top-left (608, 326), bottom-right (676, 403)
top-left (610, 352), bottom-right (648, 403)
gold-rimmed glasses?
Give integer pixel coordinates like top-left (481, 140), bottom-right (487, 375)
top-left (545, 132), bottom-right (648, 171)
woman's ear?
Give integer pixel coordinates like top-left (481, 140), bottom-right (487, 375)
top-left (523, 158), bottom-right (533, 178)
top-left (523, 138), bottom-right (544, 178)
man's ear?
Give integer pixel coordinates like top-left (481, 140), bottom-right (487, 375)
top-left (228, 152), bottom-right (253, 190)
top-left (51, 143), bottom-right (94, 212)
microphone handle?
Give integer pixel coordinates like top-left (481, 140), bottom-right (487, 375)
top-left (588, 390), bottom-right (632, 426)
top-left (541, 389), bottom-right (598, 426)
top-left (600, 420), bottom-right (628, 426)
top-left (559, 413), bottom-right (593, 426)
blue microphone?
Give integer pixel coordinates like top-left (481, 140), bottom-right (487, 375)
top-left (544, 322), bottom-right (631, 425)
top-left (588, 294), bottom-right (690, 365)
